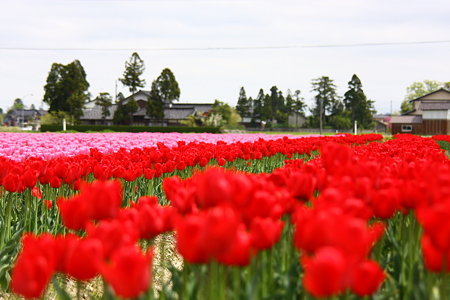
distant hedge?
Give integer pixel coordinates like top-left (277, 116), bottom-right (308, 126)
top-left (40, 125), bottom-right (221, 134)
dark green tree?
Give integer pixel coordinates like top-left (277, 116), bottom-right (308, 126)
top-left (251, 89), bottom-right (264, 123)
top-left (126, 97), bottom-right (139, 126)
top-left (145, 68), bottom-right (180, 123)
top-left (119, 52), bottom-right (146, 94)
top-left (236, 87), bottom-right (251, 117)
top-left (285, 90), bottom-right (294, 115)
top-left (94, 92), bottom-right (113, 125)
top-left (270, 86), bottom-right (278, 114)
top-left (274, 90), bottom-right (287, 124)
top-left (113, 98), bottom-right (138, 125)
top-left (261, 94), bottom-right (273, 122)
top-left (293, 90), bottom-right (306, 113)
top-left (343, 74), bottom-right (375, 129)
top-left (43, 60), bottom-right (89, 122)
top-left (310, 76), bottom-right (339, 133)
top-left (153, 68), bottom-right (180, 106)
top-left (146, 80), bottom-right (165, 125)
top-left (113, 101), bottom-right (127, 125)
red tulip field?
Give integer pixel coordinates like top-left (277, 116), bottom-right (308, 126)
top-left (1, 132), bottom-right (450, 299)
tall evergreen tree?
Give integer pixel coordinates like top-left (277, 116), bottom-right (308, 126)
top-left (275, 90), bottom-right (287, 124)
top-left (145, 68), bottom-right (180, 123)
top-left (270, 86), bottom-right (278, 113)
top-left (344, 74), bottom-right (375, 129)
top-left (310, 76), bottom-right (339, 132)
top-left (343, 74), bottom-right (363, 124)
top-left (43, 59), bottom-right (89, 122)
top-left (236, 87), bottom-right (251, 117)
top-left (119, 52), bottom-right (146, 94)
top-left (251, 89), bottom-right (264, 121)
top-left (261, 94), bottom-right (273, 122)
top-left (293, 90), bottom-right (306, 113)
top-left (285, 90), bottom-right (294, 115)
top-left (277, 90), bottom-right (285, 113)
top-left (152, 68), bottom-right (180, 106)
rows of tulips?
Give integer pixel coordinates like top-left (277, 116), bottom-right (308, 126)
top-left (1, 132), bottom-right (450, 299)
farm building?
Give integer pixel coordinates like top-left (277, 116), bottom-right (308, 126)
top-left (390, 88), bottom-right (450, 135)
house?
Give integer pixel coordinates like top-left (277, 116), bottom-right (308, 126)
top-left (3, 109), bottom-right (47, 130)
top-left (373, 114), bottom-right (390, 133)
top-left (79, 90), bottom-right (214, 126)
top-left (287, 112), bottom-right (307, 128)
top-left (240, 112), bottom-right (307, 128)
top-left (390, 88), bottom-right (450, 135)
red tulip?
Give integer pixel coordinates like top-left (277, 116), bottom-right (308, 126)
top-left (64, 238), bottom-right (103, 281)
top-left (31, 186), bottom-right (42, 199)
top-left (57, 195), bottom-right (90, 230)
top-left (249, 217), bottom-right (284, 250)
top-left (101, 246), bottom-right (153, 298)
top-left (3, 173), bottom-right (19, 193)
top-left (11, 234), bottom-right (56, 299)
top-left (302, 247), bottom-right (347, 298)
top-left (350, 260), bottom-right (385, 296)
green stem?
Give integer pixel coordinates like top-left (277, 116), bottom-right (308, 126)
top-left (0, 192), bottom-right (14, 250)
top-left (77, 280), bottom-right (82, 300)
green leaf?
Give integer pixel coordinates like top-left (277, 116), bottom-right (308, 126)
top-left (52, 276), bottom-right (73, 300)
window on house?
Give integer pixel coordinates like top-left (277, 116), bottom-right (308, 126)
top-left (401, 125), bottom-right (412, 132)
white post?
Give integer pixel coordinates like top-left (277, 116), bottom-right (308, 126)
top-left (354, 120), bottom-right (357, 135)
top-left (63, 118), bottom-right (66, 131)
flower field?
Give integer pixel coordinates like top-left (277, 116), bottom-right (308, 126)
top-left (1, 132), bottom-right (450, 299)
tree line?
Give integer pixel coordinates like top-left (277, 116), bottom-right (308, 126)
top-left (237, 74), bottom-right (376, 130)
top-left (13, 49), bottom-right (450, 129)
top-left (41, 52), bottom-right (180, 125)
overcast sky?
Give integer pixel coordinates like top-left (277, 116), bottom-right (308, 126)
top-left (1, 0), bottom-right (449, 115)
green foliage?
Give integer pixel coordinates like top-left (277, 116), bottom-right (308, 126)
top-left (236, 87), bottom-right (251, 118)
top-left (40, 124), bottom-right (221, 133)
top-left (153, 68), bottom-right (180, 106)
top-left (113, 98), bottom-right (138, 125)
top-left (94, 92), bottom-right (113, 124)
top-left (405, 80), bottom-right (442, 100)
top-left (400, 99), bottom-right (414, 114)
top-left (329, 113), bottom-right (352, 129)
top-left (310, 76), bottom-right (341, 130)
top-left (6, 99), bottom-right (24, 114)
top-left (292, 90), bottom-right (306, 113)
top-left (401, 80), bottom-right (450, 114)
top-left (252, 89), bottom-right (264, 121)
top-left (261, 94), bottom-right (273, 121)
top-left (209, 100), bottom-right (241, 127)
top-left (40, 111), bottom-right (71, 125)
top-left (343, 74), bottom-right (375, 129)
top-left (119, 52), bottom-right (146, 94)
top-left (180, 111), bottom-right (205, 127)
top-left (43, 60), bottom-right (90, 120)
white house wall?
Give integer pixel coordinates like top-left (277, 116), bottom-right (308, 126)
top-left (422, 110), bottom-right (448, 120)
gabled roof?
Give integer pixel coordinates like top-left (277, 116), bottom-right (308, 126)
top-left (419, 102), bottom-right (450, 110)
top-left (7, 109), bottom-right (47, 118)
top-left (80, 105), bottom-right (116, 120)
top-left (390, 115), bottom-right (423, 124)
top-left (410, 88), bottom-right (450, 102)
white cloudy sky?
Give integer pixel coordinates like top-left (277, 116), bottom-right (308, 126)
top-left (1, 0), bottom-right (449, 115)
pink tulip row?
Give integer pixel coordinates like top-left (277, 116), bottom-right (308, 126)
top-left (0, 132), bottom-right (313, 161)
